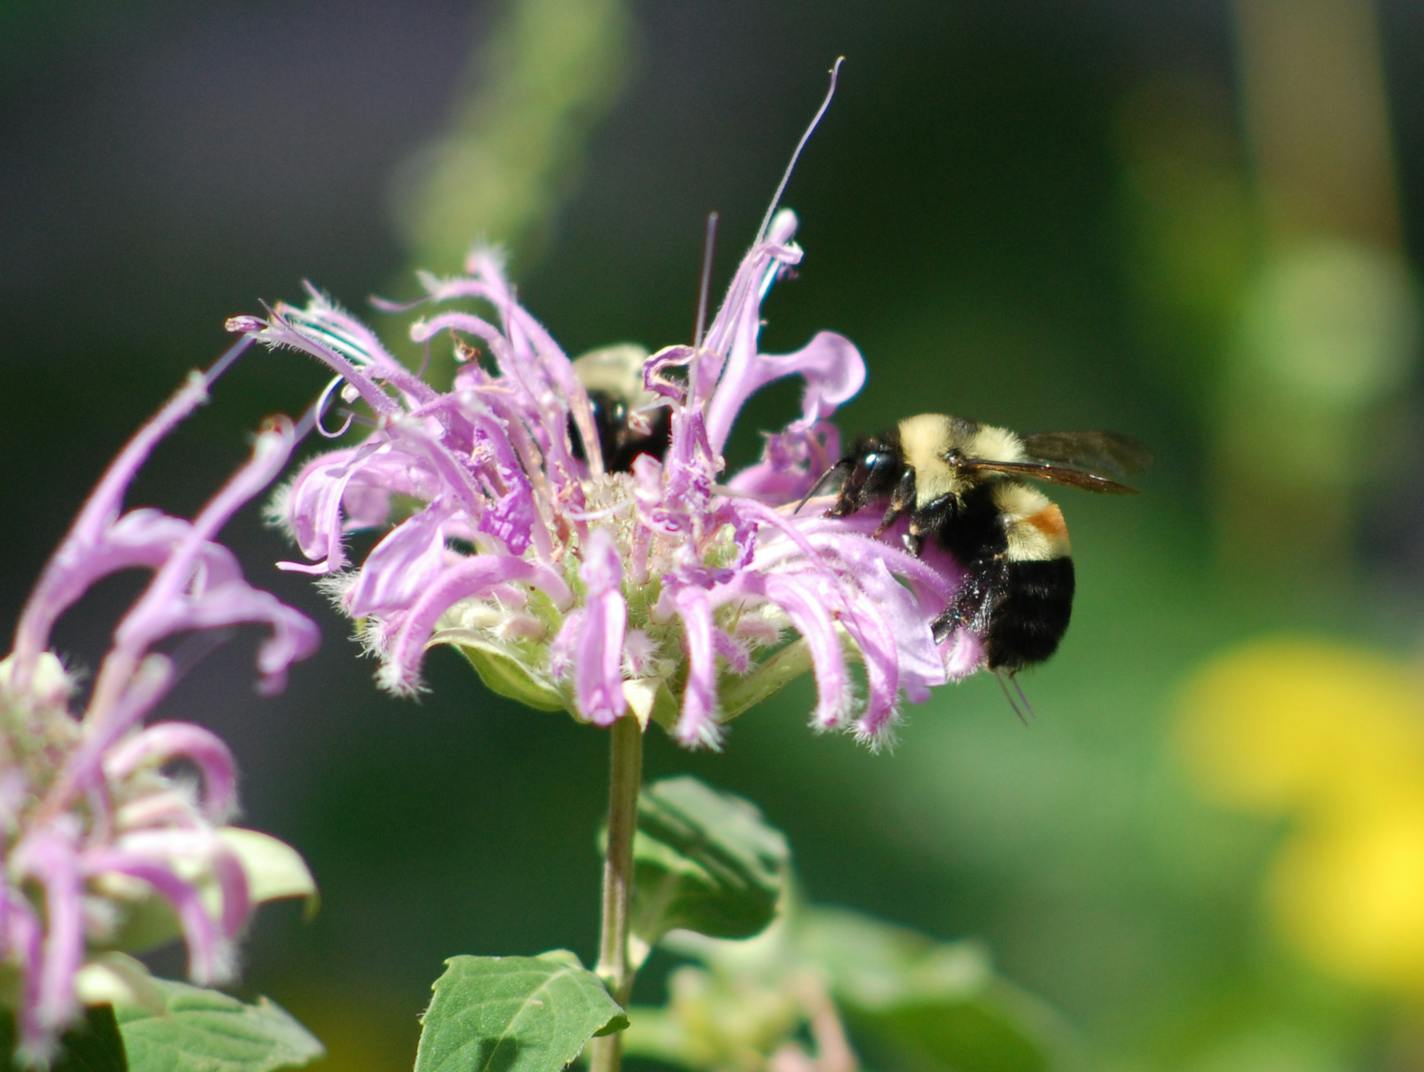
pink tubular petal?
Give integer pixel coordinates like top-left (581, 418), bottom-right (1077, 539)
top-left (797, 515), bottom-right (960, 603)
top-left (276, 445), bottom-right (378, 572)
top-left (12, 831), bottom-right (85, 1037)
top-left (574, 530), bottom-right (627, 725)
top-left (103, 723), bottom-right (238, 821)
top-left (11, 372), bottom-right (209, 688)
top-left (111, 418), bottom-right (318, 696)
top-left (442, 253), bottom-right (585, 423)
top-left (39, 656), bottom-right (174, 824)
top-left (114, 421), bottom-right (292, 646)
top-left (83, 851), bottom-right (228, 983)
top-left (704, 330), bottom-right (865, 456)
top-left (695, 209), bottom-right (802, 406)
top-left (346, 502), bottom-right (452, 616)
top-left (850, 558), bottom-right (942, 703)
top-left (7, 897), bottom-right (49, 1064)
top-left (126, 587), bottom-right (318, 699)
top-left (727, 421), bottom-right (842, 503)
top-left (384, 414), bottom-right (504, 534)
top-left (942, 628), bottom-right (987, 681)
top-left (11, 512), bottom-right (243, 682)
top-left (668, 586), bottom-right (720, 748)
top-left (209, 842), bottom-right (253, 937)
top-left (382, 556), bottom-right (573, 693)
top-left (760, 575), bottom-right (851, 730)
top-left (548, 610), bottom-right (583, 682)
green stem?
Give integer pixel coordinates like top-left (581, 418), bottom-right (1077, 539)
top-left (589, 715), bottom-right (644, 1072)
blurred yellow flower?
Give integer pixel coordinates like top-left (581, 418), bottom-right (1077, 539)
top-left (1177, 636), bottom-right (1424, 995)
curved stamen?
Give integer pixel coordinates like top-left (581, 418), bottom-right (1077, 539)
top-left (313, 375), bottom-right (356, 439)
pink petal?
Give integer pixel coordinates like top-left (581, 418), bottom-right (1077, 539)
top-left (574, 530), bottom-right (628, 725)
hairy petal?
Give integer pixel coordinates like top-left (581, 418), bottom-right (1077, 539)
top-left (574, 530), bottom-right (628, 725)
top-left (12, 832), bottom-right (84, 1037)
top-left (346, 502), bottom-right (454, 617)
top-left (381, 556), bottom-right (572, 693)
top-left (103, 723), bottom-right (238, 822)
top-left (942, 628), bottom-right (987, 681)
top-left (705, 330), bottom-right (865, 456)
top-left (83, 851), bottom-right (229, 983)
top-left (11, 373), bottom-right (209, 686)
top-left (114, 420), bottom-right (316, 694)
top-left (666, 586), bottom-right (720, 748)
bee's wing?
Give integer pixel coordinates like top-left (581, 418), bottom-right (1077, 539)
top-left (960, 456), bottom-right (1140, 494)
top-left (1018, 431), bottom-right (1152, 481)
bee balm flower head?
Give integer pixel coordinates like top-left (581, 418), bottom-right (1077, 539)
top-left (252, 68), bottom-right (967, 748)
top-left (2, 356), bottom-right (318, 1063)
top-left (251, 197), bottom-right (962, 750)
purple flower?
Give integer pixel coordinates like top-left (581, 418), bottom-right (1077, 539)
top-left (251, 197), bottom-right (965, 751)
top-left (2, 356), bottom-right (319, 1063)
top-left (242, 60), bottom-right (969, 750)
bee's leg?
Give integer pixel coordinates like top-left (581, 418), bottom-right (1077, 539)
top-left (932, 557), bottom-right (1008, 642)
top-left (875, 502), bottom-right (903, 539)
top-left (873, 469), bottom-right (917, 538)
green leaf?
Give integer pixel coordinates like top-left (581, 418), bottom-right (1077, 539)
top-left (802, 908), bottom-right (1073, 1072)
top-left (0, 1004), bottom-right (128, 1072)
top-left (455, 643), bottom-right (566, 713)
top-left (113, 981), bottom-right (323, 1072)
top-left (414, 951), bottom-right (627, 1072)
top-left (629, 777), bottom-right (789, 948)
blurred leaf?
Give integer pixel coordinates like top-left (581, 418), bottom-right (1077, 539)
top-left (631, 777), bottom-right (789, 948)
top-left (414, 951), bottom-right (626, 1072)
top-left (113, 981), bottom-right (322, 1072)
top-left (802, 908), bottom-right (1072, 1072)
top-left (628, 904), bottom-right (1076, 1072)
top-left (621, 964), bottom-right (802, 1071)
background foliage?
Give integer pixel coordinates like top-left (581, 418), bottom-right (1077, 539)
top-left (3, 2), bottom-right (1423, 1068)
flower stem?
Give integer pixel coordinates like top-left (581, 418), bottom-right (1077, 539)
top-left (589, 714), bottom-right (644, 1072)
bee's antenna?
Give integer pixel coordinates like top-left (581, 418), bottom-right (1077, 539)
top-left (756, 56), bottom-right (844, 244)
top-left (995, 672), bottom-right (1032, 726)
top-left (693, 211), bottom-right (719, 350)
top-left (794, 459), bottom-right (851, 515)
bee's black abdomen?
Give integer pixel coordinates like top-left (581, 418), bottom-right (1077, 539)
top-left (985, 557), bottom-right (1075, 672)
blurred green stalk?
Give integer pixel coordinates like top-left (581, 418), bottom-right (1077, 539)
top-left (389, 0), bottom-right (635, 382)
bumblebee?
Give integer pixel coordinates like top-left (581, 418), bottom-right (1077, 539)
top-left (571, 345), bottom-right (672, 473)
top-left (811, 414), bottom-right (1148, 675)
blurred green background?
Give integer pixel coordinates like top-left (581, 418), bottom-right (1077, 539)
top-left (4, 2), bottom-right (1424, 1068)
